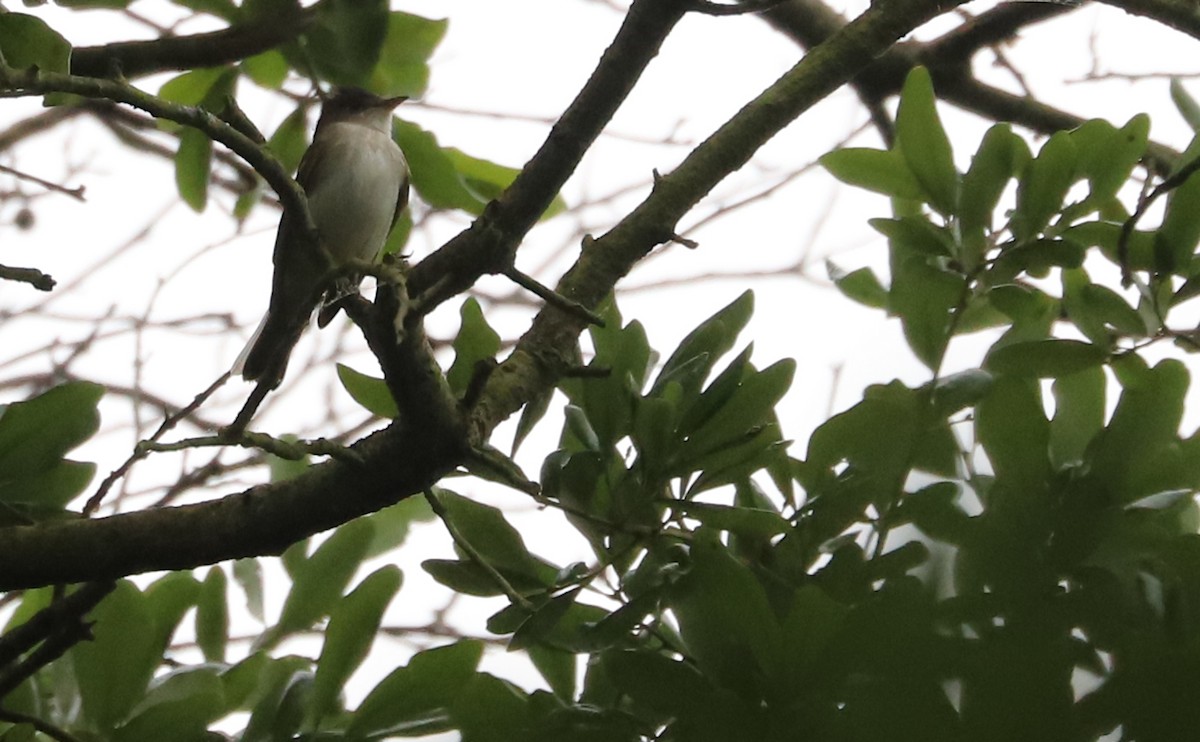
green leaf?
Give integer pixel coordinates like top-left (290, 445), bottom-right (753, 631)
top-left (72, 581), bottom-right (161, 730)
top-left (930, 369), bottom-right (994, 417)
top-left (985, 339), bottom-right (1108, 378)
top-left (447, 297), bottom-right (501, 396)
top-left (158, 68), bottom-right (229, 108)
top-left (241, 666), bottom-right (313, 742)
top-left (0, 386), bottom-right (101, 513)
top-left (961, 124), bottom-right (1030, 263)
top-left (827, 261), bottom-right (888, 309)
top-left (666, 501), bottom-right (789, 539)
top-left (363, 496), bottom-right (434, 559)
top-left (264, 518), bottom-right (375, 647)
top-left (777, 585), bottom-right (848, 693)
top-left (448, 673), bottom-right (529, 742)
top-left (265, 435), bottom-right (309, 482)
top-left (433, 490), bottom-right (553, 585)
top-left (1171, 79), bottom-right (1200, 133)
top-left (890, 256), bottom-right (963, 370)
top-left (632, 395), bottom-right (678, 475)
top-left (572, 309), bottom-right (655, 448)
top-left (821, 147), bottom-right (924, 200)
top-left (0, 14), bottom-right (71, 75)
top-left (303, 0), bottom-right (388, 87)
top-left (424, 558), bottom-right (525, 597)
top-left (807, 381), bottom-right (920, 478)
top-left (114, 668), bottom-right (225, 742)
top-left (1012, 131), bottom-right (1078, 241)
top-left (1050, 366), bottom-right (1106, 467)
top-left (604, 649), bottom-right (715, 719)
top-left (527, 645), bottom-right (576, 700)
top-left (336, 363), bottom-right (398, 418)
top-left (895, 66), bottom-right (957, 214)
top-left (0, 460), bottom-right (94, 515)
top-left (1084, 359), bottom-right (1189, 502)
top-left (307, 566), bottom-right (402, 729)
top-left (509, 588), bottom-right (581, 650)
top-left (0, 382), bottom-right (102, 485)
top-left (650, 291), bottom-right (753, 401)
top-left (3, 588), bottom-right (52, 634)
top-left (892, 482), bottom-right (972, 544)
top-left (668, 530), bottom-right (781, 691)
top-left (220, 652), bottom-right (270, 712)
top-left (676, 359), bottom-right (793, 466)
top-left (1063, 267), bottom-right (1142, 345)
top-left (677, 344), bottom-right (753, 436)
top-left (686, 426), bottom-right (789, 496)
top-left (266, 105), bottom-right (309, 175)
top-left (348, 641), bottom-right (484, 739)
top-left (1075, 116), bottom-right (1149, 203)
top-left (175, 127), bottom-right (213, 212)
top-left (366, 11), bottom-right (448, 97)
top-left (870, 216), bottom-right (954, 257)
top-left (144, 572), bottom-right (201, 658)
top-left (1154, 170), bottom-right (1200, 274)
top-left (233, 558), bottom-right (265, 622)
top-left (393, 119), bottom-right (488, 213)
top-left (444, 147), bottom-right (567, 219)
top-left (512, 386), bottom-right (553, 456)
top-left (991, 238), bottom-right (1086, 281)
top-left (975, 375), bottom-right (1050, 493)
top-left (196, 566), bottom-right (229, 663)
top-left (241, 48), bottom-right (289, 88)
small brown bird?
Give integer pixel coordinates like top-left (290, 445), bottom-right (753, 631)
top-left (236, 88), bottom-right (409, 387)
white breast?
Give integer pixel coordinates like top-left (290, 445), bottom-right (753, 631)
top-left (304, 123), bottom-right (407, 264)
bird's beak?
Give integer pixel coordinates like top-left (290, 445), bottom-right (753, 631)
top-left (381, 96), bottom-right (408, 109)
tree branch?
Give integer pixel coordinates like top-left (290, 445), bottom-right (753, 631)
top-left (757, 0), bottom-right (1181, 175)
top-left (0, 264), bottom-right (55, 291)
top-left (407, 0), bottom-right (695, 309)
top-left (0, 412), bottom-right (466, 590)
top-left (0, 64), bottom-right (314, 241)
top-left (468, 0), bottom-right (964, 442)
top-left (69, 9), bottom-right (313, 79)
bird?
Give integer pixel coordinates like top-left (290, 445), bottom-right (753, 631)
top-left (235, 87), bottom-right (410, 388)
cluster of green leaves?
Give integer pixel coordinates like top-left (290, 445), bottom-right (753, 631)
top-left (1, 497), bottom-right (439, 741)
top-left (0, 382), bottom-right (101, 526)
top-left (322, 67), bottom-right (1200, 740)
top-left (808, 67), bottom-right (1200, 740)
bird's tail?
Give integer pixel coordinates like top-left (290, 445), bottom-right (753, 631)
top-left (235, 309), bottom-right (307, 387)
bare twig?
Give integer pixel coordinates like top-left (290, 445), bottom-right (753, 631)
top-left (0, 164), bottom-right (85, 201)
top-left (0, 264), bottom-right (55, 291)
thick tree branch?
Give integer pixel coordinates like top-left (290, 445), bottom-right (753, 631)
top-left (0, 414), bottom-right (466, 590)
top-left (69, 10), bottom-right (312, 79)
